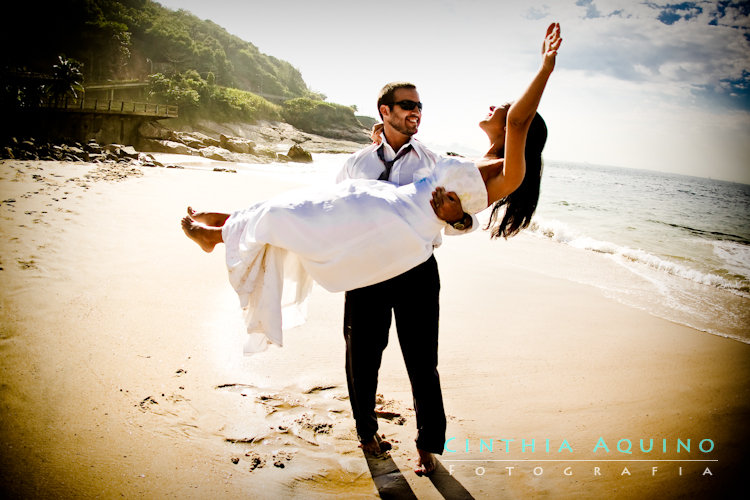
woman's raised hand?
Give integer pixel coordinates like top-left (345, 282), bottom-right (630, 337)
top-left (371, 123), bottom-right (384, 145)
top-left (542, 22), bottom-right (562, 71)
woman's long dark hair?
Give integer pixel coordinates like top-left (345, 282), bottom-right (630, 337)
top-left (486, 112), bottom-right (547, 238)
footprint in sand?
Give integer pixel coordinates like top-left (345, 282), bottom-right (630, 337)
top-left (216, 383), bottom-right (360, 470)
top-left (16, 258), bottom-right (37, 270)
top-left (134, 386), bottom-right (201, 439)
top-left (244, 451), bottom-right (265, 470)
top-left (217, 383), bottom-right (347, 434)
top-left (214, 382), bottom-right (436, 483)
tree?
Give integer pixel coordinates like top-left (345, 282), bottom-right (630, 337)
top-left (46, 55), bottom-right (84, 105)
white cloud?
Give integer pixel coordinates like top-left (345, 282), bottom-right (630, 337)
top-left (575, 0), bottom-right (603, 19)
top-left (554, 2), bottom-right (750, 111)
top-left (525, 5), bottom-right (552, 20)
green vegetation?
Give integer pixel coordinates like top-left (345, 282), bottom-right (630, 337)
top-left (147, 71), bottom-right (282, 123)
top-left (4, 0), bottom-right (316, 98)
top-left (282, 99), bottom-right (362, 134)
top-left (356, 115), bottom-right (379, 131)
top-left (2, 0), bottom-right (372, 138)
top-left (47, 56), bottom-right (85, 104)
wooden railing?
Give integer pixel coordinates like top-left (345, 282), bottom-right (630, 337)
top-left (45, 98), bottom-right (178, 118)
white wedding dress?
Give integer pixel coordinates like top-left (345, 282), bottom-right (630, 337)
top-left (221, 156), bottom-right (487, 353)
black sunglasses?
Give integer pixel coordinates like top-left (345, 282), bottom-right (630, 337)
top-left (391, 100), bottom-right (423, 111)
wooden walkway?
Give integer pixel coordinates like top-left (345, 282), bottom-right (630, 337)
top-left (45, 98), bottom-right (178, 118)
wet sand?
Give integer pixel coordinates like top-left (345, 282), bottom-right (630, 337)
top-left (1, 159), bottom-right (748, 499)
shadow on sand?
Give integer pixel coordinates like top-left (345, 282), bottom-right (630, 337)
top-left (365, 454), bottom-right (474, 499)
top-left (427, 461), bottom-right (475, 499)
top-left (364, 453), bottom-right (418, 499)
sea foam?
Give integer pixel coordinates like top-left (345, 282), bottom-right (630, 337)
top-left (530, 217), bottom-right (750, 299)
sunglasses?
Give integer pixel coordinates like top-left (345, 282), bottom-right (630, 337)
top-left (391, 100), bottom-right (423, 111)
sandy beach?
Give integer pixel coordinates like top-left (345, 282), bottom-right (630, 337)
top-left (1, 158), bottom-right (748, 499)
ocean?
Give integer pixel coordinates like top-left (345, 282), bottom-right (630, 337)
top-left (530, 160), bottom-right (750, 343)
top-left (191, 152), bottom-right (750, 344)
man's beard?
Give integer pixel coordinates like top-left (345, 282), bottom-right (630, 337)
top-left (387, 116), bottom-right (417, 136)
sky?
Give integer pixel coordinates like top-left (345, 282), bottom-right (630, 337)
top-left (155, 0), bottom-right (750, 184)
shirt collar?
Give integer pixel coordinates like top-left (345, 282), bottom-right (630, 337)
top-left (381, 136), bottom-right (423, 160)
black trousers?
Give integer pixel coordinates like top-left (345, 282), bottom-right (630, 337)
top-left (343, 254), bottom-right (446, 454)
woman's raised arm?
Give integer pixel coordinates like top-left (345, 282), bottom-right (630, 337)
top-left (485, 23), bottom-right (561, 204)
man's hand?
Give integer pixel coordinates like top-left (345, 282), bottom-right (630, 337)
top-left (430, 187), bottom-right (464, 223)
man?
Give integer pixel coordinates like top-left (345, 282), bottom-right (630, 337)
top-left (336, 82), bottom-right (476, 476)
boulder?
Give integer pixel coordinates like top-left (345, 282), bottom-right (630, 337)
top-left (102, 143), bottom-right (136, 159)
top-left (138, 121), bottom-right (174, 140)
top-left (63, 145), bottom-right (89, 162)
top-left (255, 147), bottom-right (279, 159)
top-left (173, 132), bottom-right (206, 149)
top-left (220, 134), bottom-right (255, 154)
top-left (140, 138), bottom-right (195, 155)
top-left (199, 146), bottom-right (234, 162)
top-left (84, 139), bottom-right (102, 154)
top-left (189, 132), bottom-right (221, 148)
top-left (103, 143), bottom-right (124, 154)
top-left (137, 153), bottom-right (157, 166)
top-left (286, 144), bottom-right (313, 163)
top-left (119, 146), bottom-right (139, 159)
top-left (176, 131), bottom-right (220, 149)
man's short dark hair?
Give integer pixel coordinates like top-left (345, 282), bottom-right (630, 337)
top-left (377, 82), bottom-right (417, 119)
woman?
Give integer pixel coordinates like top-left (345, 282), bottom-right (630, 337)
top-left (183, 23), bottom-right (561, 353)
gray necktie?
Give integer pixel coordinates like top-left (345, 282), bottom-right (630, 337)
top-left (377, 144), bottom-right (413, 181)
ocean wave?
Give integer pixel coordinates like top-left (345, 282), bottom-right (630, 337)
top-left (649, 219), bottom-right (750, 244)
top-left (530, 218), bottom-right (750, 298)
top-left (712, 239), bottom-right (750, 279)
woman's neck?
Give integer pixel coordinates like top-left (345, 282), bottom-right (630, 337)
top-left (484, 138), bottom-right (504, 159)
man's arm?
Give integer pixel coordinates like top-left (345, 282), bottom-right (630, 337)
top-left (444, 212), bottom-right (478, 235)
top-left (414, 147), bottom-right (477, 234)
top-left (430, 187), bottom-right (478, 234)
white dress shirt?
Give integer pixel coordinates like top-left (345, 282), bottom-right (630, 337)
top-left (336, 137), bottom-right (479, 245)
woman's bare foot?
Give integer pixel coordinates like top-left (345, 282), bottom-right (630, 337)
top-left (181, 216), bottom-right (222, 252)
top-left (187, 206), bottom-right (230, 227)
top-left (414, 449), bottom-right (437, 477)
